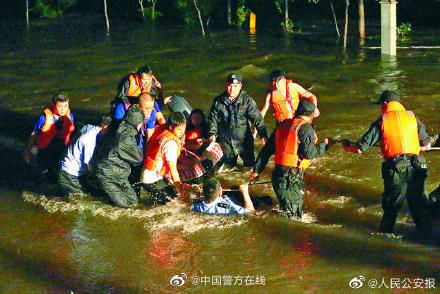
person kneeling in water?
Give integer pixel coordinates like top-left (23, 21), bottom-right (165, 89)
top-left (140, 112), bottom-right (192, 204)
top-left (58, 116), bottom-right (112, 195)
top-left (191, 178), bottom-right (255, 215)
top-left (91, 105), bottom-right (145, 208)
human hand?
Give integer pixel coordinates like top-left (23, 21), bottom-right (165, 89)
top-left (249, 171), bottom-right (259, 182)
top-left (163, 96), bottom-right (172, 104)
top-left (313, 108), bottom-right (320, 118)
top-left (209, 135), bottom-right (216, 142)
top-left (420, 143), bottom-right (432, 152)
top-left (261, 137), bottom-right (267, 145)
top-left (324, 137), bottom-right (336, 146)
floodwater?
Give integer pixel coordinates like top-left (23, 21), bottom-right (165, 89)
top-left (0, 21), bottom-right (440, 293)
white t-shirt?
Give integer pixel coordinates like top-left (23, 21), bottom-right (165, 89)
top-left (141, 140), bottom-right (178, 184)
top-left (61, 125), bottom-right (101, 177)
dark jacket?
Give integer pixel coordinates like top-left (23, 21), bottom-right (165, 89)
top-left (94, 105), bottom-right (144, 179)
top-left (254, 118), bottom-right (328, 174)
top-left (208, 90), bottom-right (268, 148)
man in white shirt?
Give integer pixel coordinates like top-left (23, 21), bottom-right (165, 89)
top-left (58, 117), bottom-right (111, 194)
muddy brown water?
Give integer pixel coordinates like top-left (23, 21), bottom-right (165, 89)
top-left (0, 23), bottom-right (439, 293)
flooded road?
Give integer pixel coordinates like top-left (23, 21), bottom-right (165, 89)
top-left (0, 22), bottom-right (440, 292)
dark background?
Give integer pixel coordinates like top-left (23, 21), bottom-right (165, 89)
top-left (2, 0), bottom-right (440, 30)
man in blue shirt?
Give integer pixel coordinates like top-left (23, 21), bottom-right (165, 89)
top-left (23, 92), bottom-right (75, 182)
top-left (191, 178), bottom-right (255, 215)
top-left (58, 116), bottom-right (111, 194)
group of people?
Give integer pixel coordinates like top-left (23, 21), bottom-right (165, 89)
top-left (23, 64), bottom-right (437, 239)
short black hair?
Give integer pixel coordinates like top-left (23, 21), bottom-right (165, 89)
top-left (203, 178), bottom-right (222, 203)
top-left (269, 69), bottom-right (286, 82)
top-left (168, 112), bottom-right (187, 126)
top-left (296, 99), bottom-right (316, 116)
top-left (137, 65), bottom-right (152, 75)
top-left (375, 90), bottom-right (400, 104)
top-left (52, 91), bottom-right (69, 104)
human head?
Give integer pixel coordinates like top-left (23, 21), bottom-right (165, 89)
top-left (52, 91), bottom-right (70, 116)
top-left (203, 178), bottom-right (222, 204)
top-left (375, 90), bottom-right (400, 105)
top-left (137, 65), bottom-right (153, 80)
top-left (269, 69), bottom-right (287, 89)
top-left (226, 73), bottom-right (243, 99)
top-left (189, 109), bottom-right (205, 128)
top-left (168, 112), bottom-right (187, 138)
top-left (139, 93), bottom-right (155, 115)
top-left (296, 100), bottom-right (316, 117)
top-left (269, 69), bottom-right (286, 83)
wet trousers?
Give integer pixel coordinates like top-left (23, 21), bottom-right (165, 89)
top-left (271, 165), bottom-right (304, 219)
top-left (380, 156), bottom-right (432, 237)
top-left (91, 172), bottom-right (139, 208)
top-left (140, 179), bottom-right (177, 205)
top-left (220, 134), bottom-right (255, 167)
top-left (58, 169), bottom-right (89, 194)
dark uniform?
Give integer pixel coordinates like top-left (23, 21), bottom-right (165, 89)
top-left (208, 90), bottom-right (268, 167)
top-left (254, 101), bottom-right (328, 218)
top-left (354, 98), bottom-right (432, 237)
top-left (90, 105), bottom-right (144, 208)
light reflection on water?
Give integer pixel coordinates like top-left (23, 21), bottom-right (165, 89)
top-left (0, 23), bottom-right (440, 292)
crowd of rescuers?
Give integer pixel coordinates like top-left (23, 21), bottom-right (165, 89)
top-left (22, 65), bottom-right (439, 237)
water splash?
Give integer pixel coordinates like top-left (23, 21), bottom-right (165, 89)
top-left (22, 192), bottom-right (249, 234)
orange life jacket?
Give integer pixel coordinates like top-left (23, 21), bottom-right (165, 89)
top-left (35, 107), bottom-right (75, 150)
top-left (185, 127), bottom-right (202, 142)
top-left (274, 117), bottom-right (317, 170)
top-left (271, 80), bottom-right (300, 122)
top-left (126, 74), bottom-right (155, 97)
top-left (144, 125), bottom-right (182, 176)
top-left (381, 101), bottom-right (420, 159)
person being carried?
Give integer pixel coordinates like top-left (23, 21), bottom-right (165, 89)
top-left (250, 100), bottom-right (333, 219)
top-left (208, 73), bottom-right (268, 167)
top-left (140, 112), bottom-right (192, 204)
top-left (185, 109), bottom-right (209, 153)
top-left (191, 178), bottom-right (255, 215)
top-left (259, 69), bottom-right (319, 124)
top-left (90, 105), bottom-right (145, 208)
top-left (342, 90), bottom-right (432, 239)
top-left (23, 92), bottom-right (75, 180)
top-left (57, 116), bottom-right (111, 195)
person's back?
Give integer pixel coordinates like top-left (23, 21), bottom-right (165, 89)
top-left (91, 105), bottom-right (144, 208)
top-left (95, 106), bottom-right (144, 175)
top-left (61, 124), bottom-right (101, 177)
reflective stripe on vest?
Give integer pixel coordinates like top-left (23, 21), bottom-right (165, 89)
top-left (126, 74), bottom-right (154, 97)
top-left (271, 80), bottom-right (299, 122)
top-left (144, 125), bottom-right (182, 176)
top-left (35, 107), bottom-right (74, 149)
top-left (381, 101), bottom-right (420, 159)
top-left (274, 118), bottom-right (317, 170)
